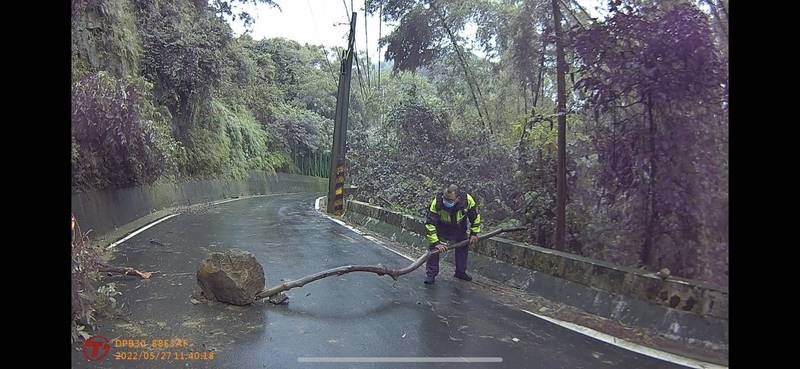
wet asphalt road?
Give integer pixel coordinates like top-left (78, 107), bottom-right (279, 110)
top-left (72, 193), bottom-right (688, 369)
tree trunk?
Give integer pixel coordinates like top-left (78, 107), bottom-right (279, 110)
top-left (640, 93), bottom-right (658, 268)
top-left (472, 67), bottom-right (494, 135)
top-left (378, 1), bottom-right (385, 130)
top-left (533, 41), bottom-right (546, 108)
top-left (523, 82), bottom-right (529, 113)
top-left (552, 0), bottom-right (568, 252)
top-left (518, 34), bottom-right (548, 149)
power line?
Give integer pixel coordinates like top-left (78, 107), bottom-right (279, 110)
top-left (320, 46), bottom-right (339, 85)
top-left (306, 0), bottom-right (321, 36)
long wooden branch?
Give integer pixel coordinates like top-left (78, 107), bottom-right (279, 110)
top-left (98, 263), bottom-right (155, 279)
top-left (256, 227), bottom-right (526, 300)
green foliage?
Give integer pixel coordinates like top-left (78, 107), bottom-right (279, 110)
top-left (71, 216), bottom-right (122, 343)
top-left (242, 38), bottom-right (339, 119)
top-left (383, 5), bottom-right (442, 72)
top-left (390, 100), bottom-right (451, 149)
top-left (350, 97), bottom-right (520, 227)
top-left (72, 0), bottom-right (335, 191)
top-left (72, 0), bottom-right (142, 79)
top-left (217, 36), bottom-right (338, 176)
top-left (376, 69), bottom-right (440, 109)
top-left (70, 0), bottom-right (727, 287)
top-left (138, 0), bottom-right (232, 133)
top-left (376, 0), bottom-right (481, 73)
top-left (183, 99), bottom-right (286, 179)
top-left (272, 103), bottom-right (333, 153)
top-left (210, 0), bottom-right (281, 31)
top-left (222, 35), bottom-right (283, 123)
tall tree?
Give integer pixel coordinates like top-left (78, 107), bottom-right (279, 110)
top-left (572, 2), bottom-right (727, 273)
top-left (373, 0), bottom-right (491, 134)
top-left (552, 0), bottom-right (568, 251)
top-left (429, 0), bottom-right (492, 134)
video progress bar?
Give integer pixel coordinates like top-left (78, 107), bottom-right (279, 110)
top-left (298, 357), bottom-right (503, 363)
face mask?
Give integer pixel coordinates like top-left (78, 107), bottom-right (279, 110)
top-left (443, 199), bottom-right (456, 208)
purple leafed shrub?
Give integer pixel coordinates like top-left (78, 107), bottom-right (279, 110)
top-left (72, 72), bottom-right (182, 191)
top-left (570, 3), bottom-right (728, 286)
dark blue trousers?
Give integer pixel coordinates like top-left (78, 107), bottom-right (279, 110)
top-left (426, 231), bottom-right (469, 278)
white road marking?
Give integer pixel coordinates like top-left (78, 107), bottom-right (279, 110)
top-left (519, 309), bottom-right (727, 369)
top-left (315, 196), bottom-right (727, 369)
top-left (106, 214), bottom-right (179, 250)
top-left (105, 192), bottom-right (309, 250)
top-left (314, 196), bottom-right (415, 262)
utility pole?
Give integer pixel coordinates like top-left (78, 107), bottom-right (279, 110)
top-left (327, 12), bottom-right (357, 215)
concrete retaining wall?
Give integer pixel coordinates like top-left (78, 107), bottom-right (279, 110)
top-left (71, 172), bottom-right (327, 239)
top-left (343, 199), bottom-right (729, 351)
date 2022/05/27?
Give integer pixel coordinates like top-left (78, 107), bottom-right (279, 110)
top-left (113, 351), bottom-right (216, 361)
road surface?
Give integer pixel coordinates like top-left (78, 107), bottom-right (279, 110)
top-left (72, 193), bottom-right (689, 369)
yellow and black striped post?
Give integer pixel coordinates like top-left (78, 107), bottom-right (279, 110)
top-left (331, 164), bottom-right (346, 214)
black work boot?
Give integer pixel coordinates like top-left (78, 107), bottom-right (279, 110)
top-left (454, 273), bottom-right (473, 282)
top-left (424, 275), bottom-right (435, 284)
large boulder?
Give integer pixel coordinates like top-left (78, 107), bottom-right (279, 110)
top-left (196, 249), bottom-right (265, 305)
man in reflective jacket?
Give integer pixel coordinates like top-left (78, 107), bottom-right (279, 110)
top-left (424, 184), bottom-right (482, 284)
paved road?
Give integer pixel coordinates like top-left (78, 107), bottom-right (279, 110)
top-left (72, 193), bottom-right (688, 369)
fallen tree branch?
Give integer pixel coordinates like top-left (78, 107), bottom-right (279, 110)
top-left (98, 263), bottom-right (155, 279)
top-left (256, 227), bottom-right (526, 300)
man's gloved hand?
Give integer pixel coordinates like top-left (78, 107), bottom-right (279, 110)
top-left (433, 242), bottom-right (449, 253)
top-left (469, 235), bottom-right (479, 247)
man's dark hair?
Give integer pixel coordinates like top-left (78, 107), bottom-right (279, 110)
top-left (444, 184), bottom-right (459, 195)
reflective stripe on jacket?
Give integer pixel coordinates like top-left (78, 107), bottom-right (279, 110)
top-left (425, 191), bottom-right (481, 245)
